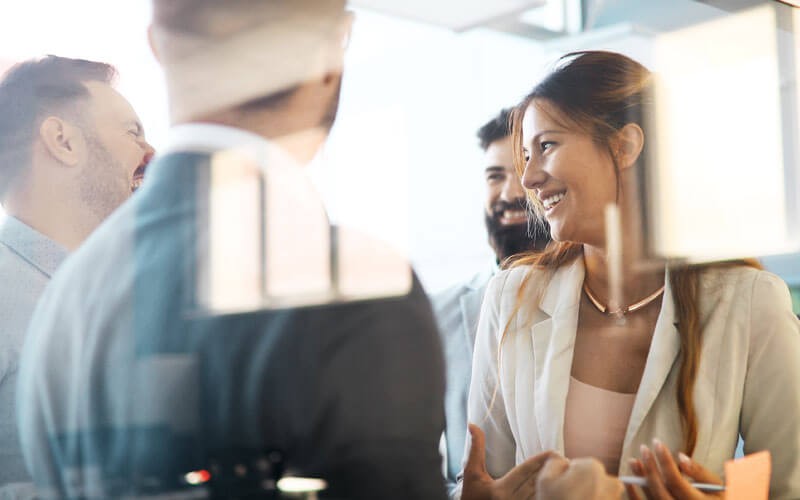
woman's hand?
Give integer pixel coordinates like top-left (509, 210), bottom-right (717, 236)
top-left (461, 424), bottom-right (623, 500)
top-left (627, 439), bottom-right (724, 500)
top-left (461, 424), bottom-right (557, 500)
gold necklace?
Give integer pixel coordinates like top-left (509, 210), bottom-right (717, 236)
top-left (582, 282), bottom-right (665, 316)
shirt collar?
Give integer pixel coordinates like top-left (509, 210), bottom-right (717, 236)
top-left (157, 122), bottom-right (298, 169)
top-left (0, 216), bottom-right (68, 278)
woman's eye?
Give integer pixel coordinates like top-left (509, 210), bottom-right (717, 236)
top-left (540, 141), bottom-right (555, 152)
top-left (523, 150), bottom-right (531, 162)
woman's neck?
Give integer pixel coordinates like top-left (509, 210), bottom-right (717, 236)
top-left (581, 169), bottom-right (666, 305)
top-left (582, 243), bottom-right (665, 307)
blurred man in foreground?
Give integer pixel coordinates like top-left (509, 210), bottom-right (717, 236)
top-left (18, 2), bottom-right (445, 499)
top-left (0, 56), bottom-right (152, 495)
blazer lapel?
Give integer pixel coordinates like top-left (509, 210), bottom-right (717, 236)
top-left (623, 271), bottom-right (681, 449)
top-left (531, 259), bottom-right (584, 454)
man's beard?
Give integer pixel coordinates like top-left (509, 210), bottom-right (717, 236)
top-left (79, 136), bottom-right (130, 224)
top-left (485, 199), bottom-right (551, 263)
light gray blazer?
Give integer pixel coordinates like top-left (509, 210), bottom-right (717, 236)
top-left (463, 259), bottom-right (800, 499)
top-left (431, 267), bottom-right (493, 496)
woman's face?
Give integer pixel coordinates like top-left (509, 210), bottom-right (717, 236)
top-left (520, 100), bottom-right (618, 247)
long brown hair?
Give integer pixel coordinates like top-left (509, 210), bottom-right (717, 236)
top-left (503, 51), bottom-right (759, 456)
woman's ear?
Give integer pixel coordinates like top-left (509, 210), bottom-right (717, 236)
top-left (613, 123), bottom-right (644, 170)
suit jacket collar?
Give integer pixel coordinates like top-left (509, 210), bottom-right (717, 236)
top-left (539, 258), bottom-right (583, 316)
top-left (460, 265), bottom-right (495, 350)
top-left (151, 123), bottom-right (299, 184)
top-left (161, 123), bottom-right (287, 159)
top-left (623, 269), bottom-right (680, 450)
top-left (532, 258), bottom-right (584, 452)
top-left (528, 258), bottom-right (679, 455)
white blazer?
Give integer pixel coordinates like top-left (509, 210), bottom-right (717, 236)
top-left (462, 258), bottom-right (800, 499)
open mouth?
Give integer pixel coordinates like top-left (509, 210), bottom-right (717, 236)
top-left (542, 191), bottom-right (566, 212)
top-left (131, 164), bottom-right (147, 192)
top-left (499, 209), bottom-right (528, 225)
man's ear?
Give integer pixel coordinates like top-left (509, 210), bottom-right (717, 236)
top-left (148, 24), bottom-right (162, 63)
top-left (339, 11), bottom-right (354, 56)
top-left (320, 11), bottom-right (353, 86)
top-left (613, 123), bottom-right (645, 170)
top-left (39, 117), bottom-right (84, 167)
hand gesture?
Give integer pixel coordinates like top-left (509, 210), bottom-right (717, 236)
top-left (627, 439), bottom-right (724, 500)
top-left (461, 423), bottom-right (557, 500)
top-left (537, 455), bottom-right (624, 500)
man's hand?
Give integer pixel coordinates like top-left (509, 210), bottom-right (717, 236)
top-left (537, 456), bottom-right (624, 500)
top-left (461, 423), bottom-right (557, 500)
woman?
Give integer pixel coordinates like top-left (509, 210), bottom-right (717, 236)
top-left (461, 51), bottom-right (800, 499)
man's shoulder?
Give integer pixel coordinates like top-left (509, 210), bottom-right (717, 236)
top-left (330, 271), bottom-right (434, 325)
top-left (430, 269), bottom-right (492, 306)
top-left (0, 243), bottom-right (51, 359)
top-left (0, 242), bottom-right (53, 319)
top-left (40, 198), bottom-right (139, 312)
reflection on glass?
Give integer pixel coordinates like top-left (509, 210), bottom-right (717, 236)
top-left (201, 147), bottom-right (411, 314)
top-left (645, 4), bottom-right (795, 261)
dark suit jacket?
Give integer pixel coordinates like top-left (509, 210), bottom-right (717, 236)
top-left (19, 150), bottom-right (447, 500)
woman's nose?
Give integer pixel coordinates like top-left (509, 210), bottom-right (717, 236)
top-left (522, 158), bottom-right (547, 190)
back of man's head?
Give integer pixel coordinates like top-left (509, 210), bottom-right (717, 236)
top-left (149, 0), bottom-right (348, 122)
top-left (0, 56), bottom-right (116, 197)
top-left (477, 108), bottom-right (512, 151)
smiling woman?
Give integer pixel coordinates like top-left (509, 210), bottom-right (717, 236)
top-left (457, 51), bottom-right (800, 500)
top-left (519, 98), bottom-right (623, 248)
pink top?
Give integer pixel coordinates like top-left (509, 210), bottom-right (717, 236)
top-left (563, 376), bottom-right (636, 475)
